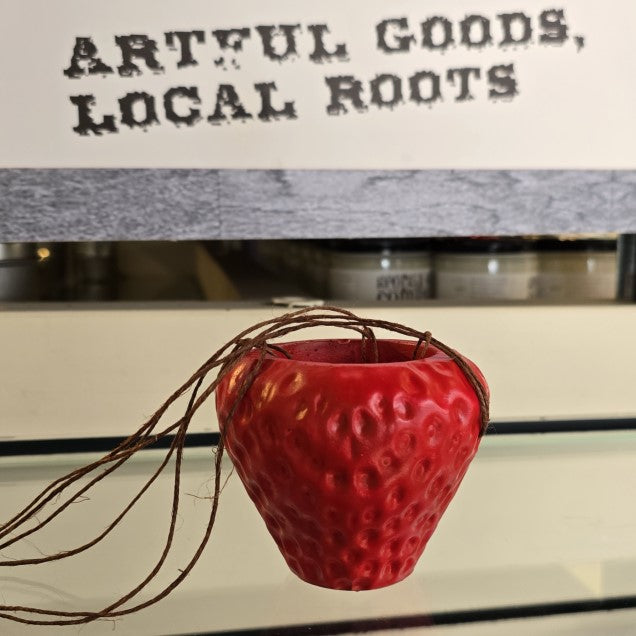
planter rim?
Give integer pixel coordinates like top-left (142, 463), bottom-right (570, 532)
top-left (244, 338), bottom-right (450, 368)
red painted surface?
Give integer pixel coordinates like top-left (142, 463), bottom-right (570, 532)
top-left (216, 339), bottom-right (486, 590)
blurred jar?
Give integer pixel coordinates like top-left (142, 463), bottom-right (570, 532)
top-left (281, 241), bottom-right (307, 286)
top-left (618, 235), bottom-right (636, 301)
top-left (72, 242), bottom-right (116, 300)
top-left (327, 240), bottom-right (432, 302)
top-left (36, 243), bottom-right (68, 300)
top-left (0, 242), bottom-right (38, 301)
top-left (434, 238), bottom-right (538, 301)
top-left (250, 240), bottom-right (287, 274)
top-left (301, 242), bottom-right (330, 297)
top-left (536, 237), bottom-right (617, 301)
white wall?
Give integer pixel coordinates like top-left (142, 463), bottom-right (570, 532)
top-left (1, 304), bottom-right (635, 441)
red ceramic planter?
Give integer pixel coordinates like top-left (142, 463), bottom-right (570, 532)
top-left (215, 338), bottom-right (487, 591)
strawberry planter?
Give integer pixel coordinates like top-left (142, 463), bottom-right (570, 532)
top-left (1, 307), bottom-right (489, 625)
top-left (216, 335), bottom-right (488, 590)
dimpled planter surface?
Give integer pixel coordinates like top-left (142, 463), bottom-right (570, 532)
top-left (215, 338), bottom-right (486, 591)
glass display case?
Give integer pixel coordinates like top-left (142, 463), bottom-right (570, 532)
top-left (2, 292), bottom-right (636, 635)
top-left (2, 430), bottom-right (636, 636)
top-left (2, 2), bottom-right (636, 632)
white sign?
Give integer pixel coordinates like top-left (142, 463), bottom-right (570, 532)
top-left (0, 0), bottom-right (633, 169)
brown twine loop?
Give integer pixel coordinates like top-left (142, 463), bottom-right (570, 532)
top-left (412, 331), bottom-right (432, 360)
top-left (0, 306), bottom-right (489, 626)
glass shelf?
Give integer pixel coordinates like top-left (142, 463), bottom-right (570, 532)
top-left (2, 431), bottom-right (636, 635)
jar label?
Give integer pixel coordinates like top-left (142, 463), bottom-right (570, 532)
top-left (329, 268), bottom-right (431, 301)
top-left (537, 273), bottom-right (616, 300)
top-left (436, 272), bottom-right (537, 300)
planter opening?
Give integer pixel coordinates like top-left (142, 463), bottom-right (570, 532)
top-left (273, 339), bottom-right (442, 365)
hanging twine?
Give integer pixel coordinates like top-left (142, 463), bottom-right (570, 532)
top-left (0, 306), bottom-right (489, 626)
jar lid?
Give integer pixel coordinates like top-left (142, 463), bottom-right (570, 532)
top-left (0, 242), bottom-right (37, 262)
top-left (536, 238), bottom-right (617, 252)
top-left (327, 239), bottom-right (430, 253)
top-left (431, 237), bottom-right (536, 254)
